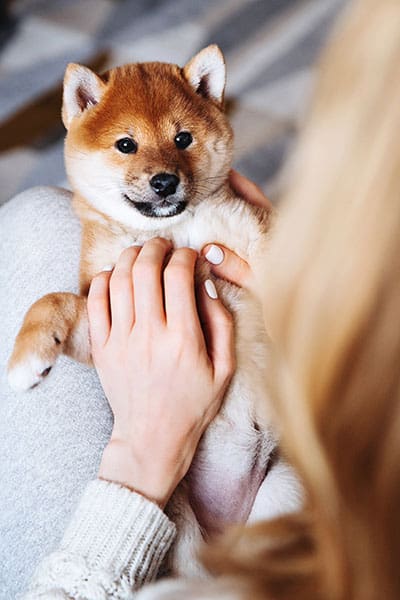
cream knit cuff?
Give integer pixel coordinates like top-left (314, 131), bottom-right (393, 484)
top-left (60, 479), bottom-right (176, 588)
top-left (23, 479), bottom-right (176, 599)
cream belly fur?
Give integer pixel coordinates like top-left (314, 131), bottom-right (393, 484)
top-left (7, 45), bottom-right (301, 576)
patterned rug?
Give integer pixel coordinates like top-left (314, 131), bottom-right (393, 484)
top-left (0, 0), bottom-right (347, 206)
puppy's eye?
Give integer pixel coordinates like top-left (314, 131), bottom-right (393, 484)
top-left (174, 131), bottom-right (192, 150)
top-left (116, 138), bottom-right (138, 154)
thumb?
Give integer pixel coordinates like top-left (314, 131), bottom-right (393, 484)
top-left (202, 244), bottom-right (254, 292)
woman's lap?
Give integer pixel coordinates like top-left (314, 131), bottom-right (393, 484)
top-left (0, 187), bottom-right (113, 598)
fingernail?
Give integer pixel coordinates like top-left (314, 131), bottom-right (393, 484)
top-left (101, 264), bottom-right (114, 271)
top-left (205, 244), bottom-right (224, 265)
top-left (205, 279), bottom-right (218, 299)
top-left (122, 243), bottom-right (142, 250)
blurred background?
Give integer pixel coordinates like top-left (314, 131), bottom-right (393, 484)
top-left (0, 0), bottom-right (347, 207)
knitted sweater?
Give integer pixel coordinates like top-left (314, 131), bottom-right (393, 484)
top-left (20, 479), bottom-right (252, 600)
top-left (21, 479), bottom-right (177, 599)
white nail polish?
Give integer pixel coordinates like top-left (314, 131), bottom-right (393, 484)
top-left (205, 244), bottom-right (224, 265)
top-left (205, 279), bottom-right (218, 299)
top-left (101, 265), bottom-right (114, 272)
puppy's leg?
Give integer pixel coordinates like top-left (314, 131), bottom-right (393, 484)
top-left (247, 457), bottom-right (303, 524)
top-left (7, 292), bottom-right (90, 391)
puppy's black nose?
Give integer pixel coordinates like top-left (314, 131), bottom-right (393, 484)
top-left (150, 173), bottom-right (180, 197)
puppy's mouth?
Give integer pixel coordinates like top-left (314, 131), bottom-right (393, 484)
top-left (123, 194), bottom-right (187, 218)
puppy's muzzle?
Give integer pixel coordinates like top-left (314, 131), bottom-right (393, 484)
top-left (150, 173), bottom-right (180, 198)
top-left (124, 172), bottom-right (186, 218)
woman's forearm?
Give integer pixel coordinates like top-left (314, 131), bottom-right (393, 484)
top-left (22, 479), bottom-right (176, 599)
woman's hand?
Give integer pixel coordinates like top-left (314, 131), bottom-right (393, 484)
top-left (202, 170), bottom-right (271, 290)
top-left (229, 169), bottom-right (272, 211)
top-left (88, 238), bottom-right (235, 508)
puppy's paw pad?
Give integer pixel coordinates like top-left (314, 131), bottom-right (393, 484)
top-left (8, 355), bottom-right (54, 392)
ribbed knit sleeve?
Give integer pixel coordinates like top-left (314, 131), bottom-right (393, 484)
top-left (20, 479), bottom-right (176, 599)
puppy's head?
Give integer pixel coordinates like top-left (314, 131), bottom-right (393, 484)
top-left (62, 45), bottom-right (233, 230)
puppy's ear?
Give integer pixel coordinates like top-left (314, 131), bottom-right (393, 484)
top-left (183, 45), bottom-right (226, 105)
top-left (62, 63), bottom-right (106, 129)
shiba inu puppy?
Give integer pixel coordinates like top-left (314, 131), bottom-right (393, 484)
top-left (8, 46), bottom-right (301, 575)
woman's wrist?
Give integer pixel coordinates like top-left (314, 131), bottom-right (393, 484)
top-left (98, 438), bottom-right (178, 509)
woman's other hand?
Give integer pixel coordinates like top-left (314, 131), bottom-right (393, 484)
top-left (229, 169), bottom-right (272, 211)
top-left (202, 170), bottom-right (271, 291)
top-left (88, 238), bottom-right (235, 508)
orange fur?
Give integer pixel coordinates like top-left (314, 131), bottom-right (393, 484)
top-left (8, 293), bottom-right (89, 390)
top-left (8, 48), bottom-right (297, 579)
top-left (67, 55), bottom-right (233, 292)
top-left (8, 46), bottom-right (235, 388)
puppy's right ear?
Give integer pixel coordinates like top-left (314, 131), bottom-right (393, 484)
top-left (62, 63), bottom-right (106, 129)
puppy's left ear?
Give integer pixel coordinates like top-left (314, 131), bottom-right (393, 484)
top-left (183, 45), bottom-right (226, 106)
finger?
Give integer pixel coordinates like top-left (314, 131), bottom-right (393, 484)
top-left (109, 246), bottom-right (142, 335)
top-left (229, 169), bottom-right (272, 210)
top-left (197, 279), bottom-right (235, 390)
top-left (132, 237), bottom-right (172, 324)
top-left (202, 244), bottom-right (253, 291)
top-left (164, 248), bottom-right (200, 330)
top-left (87, 268), bottom-right (113, 349)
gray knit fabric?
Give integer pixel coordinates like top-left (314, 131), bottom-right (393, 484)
top-left (0, 187), bottom-right (113, 599)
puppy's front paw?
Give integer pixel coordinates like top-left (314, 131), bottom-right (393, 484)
top-left (7, 291), bottom-right (89, 392)
top-left (7, 333), bottom-right (62, 392)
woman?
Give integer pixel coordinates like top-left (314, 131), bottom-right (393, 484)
top-left (201, 1), bottom-right (400, 599)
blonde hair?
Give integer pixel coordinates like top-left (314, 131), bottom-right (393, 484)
top-left (205, 1), bottom-right (400, 598)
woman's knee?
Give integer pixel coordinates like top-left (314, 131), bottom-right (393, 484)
top-left (1, 186), bottom-right (77, 242)
top-left (0, 186), bottom-right (81, 295)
